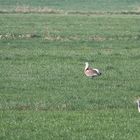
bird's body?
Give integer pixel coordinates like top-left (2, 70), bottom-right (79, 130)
top-left (137, 100), bottom-right (140, 112)
top-left (84, 62), bottom-right (101, 78)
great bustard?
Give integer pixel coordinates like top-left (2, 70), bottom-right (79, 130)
top-left (84, 62), bottom-right (101, 78)
top-left (136, 100), bottom-right (140, 112)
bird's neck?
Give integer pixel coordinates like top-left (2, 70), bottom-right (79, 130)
top-left (85, 63), bottom-right (89, 70)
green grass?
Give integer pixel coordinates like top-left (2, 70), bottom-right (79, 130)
top-left (0, 0), bottom-right (140, 13)
top-left (0, 13), bottom-right (140, 139)
top-left (0, 110), bottom-right (140, 140)
top-left (0, 1), bottom-right (140, 139)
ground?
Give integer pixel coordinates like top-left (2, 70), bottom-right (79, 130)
top-left (0, 0), bottom-right (140, 139)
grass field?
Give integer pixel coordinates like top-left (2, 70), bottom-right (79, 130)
top-left (0, 0), bottom-right (140, 13)
top-left (0, 0), bottom-right (140, 139)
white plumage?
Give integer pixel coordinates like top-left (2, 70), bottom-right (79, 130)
top-left (137, 100), bottom-right (140, 112)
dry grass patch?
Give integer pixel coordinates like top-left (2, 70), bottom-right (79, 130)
top-left (0, 33), bottom-right (40, 40)
top-left (89, 35), bottom-right (106, 42)
top-left (0, 6), bottom-right (63, 14)
top-left (15, 6), bottom-right (63, 14)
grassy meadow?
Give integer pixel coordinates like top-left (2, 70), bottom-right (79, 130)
top-left (0, 0), bottom-right (140, 139)
top-left (0, 0), bottom-right (140, 13)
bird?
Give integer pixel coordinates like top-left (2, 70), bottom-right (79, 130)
top-left (136, 100), bottom-right (140, 112)
top-left (84, 62), bottom-right (101, 78)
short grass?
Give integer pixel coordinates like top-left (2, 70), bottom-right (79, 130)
top-left (0, 11), bottom-right (140, 140)
top-left (0, 0), bottom-right (140, 13)
top-left (0, 110), bottom-right (140, 140)
top-left (0, 14), bottom-right (140, 140)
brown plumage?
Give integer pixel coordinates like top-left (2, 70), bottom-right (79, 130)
top-left (84, 62), bottom-right (101, 78)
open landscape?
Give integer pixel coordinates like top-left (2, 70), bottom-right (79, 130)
top-left (0, 0), bottom-right (140, 139)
